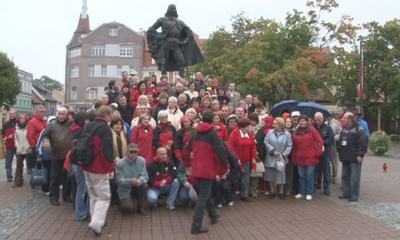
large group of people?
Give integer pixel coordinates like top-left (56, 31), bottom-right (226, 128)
top-left (1, 71), bottom-right (369, 236)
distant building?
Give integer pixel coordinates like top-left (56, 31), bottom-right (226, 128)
top-left (12, 69), bottom-right (33, 114)
top-left (32, 81), bottom-right (58, 115)
top-left (52, 89), bottom-right (65, 106)
top-left (65, 0), bottom-right (144, 109)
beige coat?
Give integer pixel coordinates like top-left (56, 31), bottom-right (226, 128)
top-left (15, 126), bottom-right (32, 155)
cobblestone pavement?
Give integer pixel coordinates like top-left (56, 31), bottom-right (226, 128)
top-left (0, 153), bottom-right (400, 240)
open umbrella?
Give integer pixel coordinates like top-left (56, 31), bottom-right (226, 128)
top-left (291, 102), bottom-right (332, 118)
top-left (270, 100), bottom-right (299, 117)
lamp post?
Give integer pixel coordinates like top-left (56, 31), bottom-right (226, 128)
top-left (340, 86), bottom-right (346, 106)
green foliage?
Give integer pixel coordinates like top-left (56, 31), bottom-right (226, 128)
top-left (0, 52), bottom-right (21, 110)
top-left (369, 131), bottom-right (391, 153)
top-left (191, 0), bottom-right (358, 104)
top-left (361, 19), bottom-right (400, 131)
top-left (34, 75), bottom-right (64, 91)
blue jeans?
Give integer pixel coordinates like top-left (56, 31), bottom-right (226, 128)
top-left (297, 165), bottom-right (316, 196)
top-left (341, 162), bottom-right (362, 200)
top-left (240, 162), bottom-right (251, 198)
top-left (147, 179), bottom-right (180, 207)
top-left (315, 153), bottom-right (331, 191)
top-left (192, 179), bottom-right (219, 231)
top-left (5, 148), bottom-right (16, 179)
top-left (179, 184), bottom-right (199, 205)
top-left (215, 179), bottom-right (233, 204)
top-left (73, 165), bottom-right (90, 221)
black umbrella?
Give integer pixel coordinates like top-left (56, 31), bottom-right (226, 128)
top-left (291, 102), bottom-right (332, 118)
top-left (270, 100), bottom-right (299, 117)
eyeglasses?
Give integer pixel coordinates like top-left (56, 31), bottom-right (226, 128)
top-left (159, 116), bottom-right (168, 119)
top-left (129, 150), bottom-right (138, 154)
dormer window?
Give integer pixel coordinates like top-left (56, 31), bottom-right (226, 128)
top-left (109, 27), bottom-right (118, 37)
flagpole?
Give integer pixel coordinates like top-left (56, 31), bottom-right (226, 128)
top-left (358, 37), bottom-right (365, 117)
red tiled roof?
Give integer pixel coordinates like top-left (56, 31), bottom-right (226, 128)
top-left (32, 91), bottom-right (44, 104)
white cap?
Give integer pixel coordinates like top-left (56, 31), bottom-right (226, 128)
top-left (291, 111), bottom-right (300, 117)
top-left (110, 103), bottom-right (118, 108)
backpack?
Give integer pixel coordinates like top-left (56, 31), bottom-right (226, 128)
top-left (70, 123), bottom-right (104, 166)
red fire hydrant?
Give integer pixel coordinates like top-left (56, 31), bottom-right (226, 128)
top-left (383, 163), bottom-right (387, 173)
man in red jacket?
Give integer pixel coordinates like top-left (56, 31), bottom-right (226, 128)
top-left (82, 106), bottom-right (115, 236)
top-left (184, 110), bottom-right (228, 234)
top-left (27, 105), bottom-right (47, 174)
top-left (1, 109), bottom-right (17, 182)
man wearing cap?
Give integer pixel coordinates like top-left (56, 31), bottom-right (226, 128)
top-left (351, 109), bottom-right (370, 142)
top-left (290, 110), bottom-right (301, 194)
top-left (291, 111), bottom-right (301, 129)
top-left (115, 143), bottom-right (148, 215)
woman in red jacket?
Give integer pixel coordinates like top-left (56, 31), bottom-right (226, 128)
top-left (213, 113), bottom-right (228, 141)
top-left (131, 114), bottom-right (154, 167)
top-left (153, 110), bottom-right (177, 163)
top-left (292, 115), bottom-right (323, 201)
top-left (229, 118), bottom-right (257, 202)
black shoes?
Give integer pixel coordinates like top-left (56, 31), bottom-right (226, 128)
top-left (349, 198), bottom-right (358, 202)
top-left (210, 212), bottom-right (220, 224)
top-left (324, 190), bottom-right (331, 196)
top-left (240, 197), bottom-right (251, 202)
top-left (338, 195), bottom-right (349, 199)
top-left (63, 198), bottom-right (73, 203)
top-left (137, 207), bottom-right (148, 216)
top-left (7, 178), bottom-right (12, 182)
top-left (278, 194), bottom-right (285, 200)
top-left (191, 227), bottom-right (209, 235)
top-left (268, 193), bottom-right (276, 199)
top-left (50, 200), bottom-right (60, 206)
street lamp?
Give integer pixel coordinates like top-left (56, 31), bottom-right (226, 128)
top-left (340, 86), bottom-right (346, 106)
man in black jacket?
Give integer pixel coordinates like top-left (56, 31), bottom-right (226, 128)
top-left (314, 112), bottom-right (335, 196)
top-left (337, 112), bottom-right (368, 202)
top-left (116, 95), bottom-right (135, 126)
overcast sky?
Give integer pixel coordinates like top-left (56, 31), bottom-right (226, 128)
top-left (0, 0), bottom-right (397, 85)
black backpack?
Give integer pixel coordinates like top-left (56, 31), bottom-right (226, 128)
top-left (70, 123), bottom-right (103, 166)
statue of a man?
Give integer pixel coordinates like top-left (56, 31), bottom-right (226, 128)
top-left (147, 4), bottom-right (204, 77)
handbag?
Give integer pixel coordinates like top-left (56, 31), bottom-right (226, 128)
top-left (275, 152), bottom-right (288, 172)
top-left (250, 160), bottom-right (265, 177)
top-left (30, 161), bottom-right (49, 186)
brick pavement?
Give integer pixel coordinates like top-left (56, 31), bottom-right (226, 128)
top-left (2, 153), bottom-right (400, 240)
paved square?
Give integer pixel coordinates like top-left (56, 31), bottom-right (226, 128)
top-left (1, 154), bottom-right (400, 239)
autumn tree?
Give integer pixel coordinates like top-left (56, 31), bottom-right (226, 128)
top-left (0, 51), bottom-right (21, 110)
top-left (190, 0), bottom-right (358, 103)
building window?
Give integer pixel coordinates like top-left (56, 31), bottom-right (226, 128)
top-left (117, 66), bottom-right (122, 78)
top-left (71, 87), bottom-right (77, 100)
top-left (86, 87), bottom-right (98, 100)
top-left (148, 71), bottom-right (155, 76)
top-left (101, 65), bottom-right (107, 77)
top-left (173, 71), bottom-right (180, 81)
top-left (120, 47), bottom-right (133, 57)
top-left (92, 45), bottom-right (105, 56)
top-left (71, 65), bottom-right (79, 78)
top-left (70, 48), bottom-right (81, 58)
top-left (88, 65), bottom-right (95, 77)
top-left (109, 28), bottom-right (118, 37)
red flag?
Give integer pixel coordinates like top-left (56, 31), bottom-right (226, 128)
top-left (358, 40), bottom-right (364, 99)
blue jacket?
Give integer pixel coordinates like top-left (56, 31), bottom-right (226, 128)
top-left (35, 130), bottom-right (52, 161)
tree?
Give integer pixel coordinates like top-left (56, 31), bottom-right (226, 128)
top-left (190, 0), bottom-right (358, 103)
top-left (0, 52), bottom-right (21, 110)
top-left (34, 75), bottom-right (64, 91)
top-left (361, 19), bottom-right (400, 132)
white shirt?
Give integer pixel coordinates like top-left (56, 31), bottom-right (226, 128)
top-left (239, 129), bottom-right (250, 139)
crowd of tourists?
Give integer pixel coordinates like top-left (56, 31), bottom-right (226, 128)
top-left (1, 71), bottom-right (369, 235)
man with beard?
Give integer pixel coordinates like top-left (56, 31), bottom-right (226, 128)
top-left (147, 4), bottom-right (203, 77)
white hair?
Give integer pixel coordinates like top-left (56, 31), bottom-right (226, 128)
top-left (168, 96), bottom-right (177, 103)
top-left (158, 110), bottom-right (169, 120)
top-left (57, 107), bottom-right (68, 113)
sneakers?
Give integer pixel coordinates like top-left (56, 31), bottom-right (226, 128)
top-left (216, 204), bottom-right (222, 208)
top-left (235, 190), bottom-right (240, 195)
top-left (264, 191), bottom-right (270, 196)
top-left (228, 201), bottom-right (234, 207)
top-left (306, 195), bottom-right (312, 200)
top-left (166, 205), bottom-right (175, 211)
top-left (294, 194), bottom-right (304, 199)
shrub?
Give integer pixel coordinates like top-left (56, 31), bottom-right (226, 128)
top-left (369, 131), bottom-right (391, 153)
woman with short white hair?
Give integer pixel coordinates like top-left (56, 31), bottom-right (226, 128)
top-left (167, 96), bottom-right (184, 130)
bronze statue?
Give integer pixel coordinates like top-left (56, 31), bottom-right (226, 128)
top-left (147, 4), bottom-right (204, 77)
